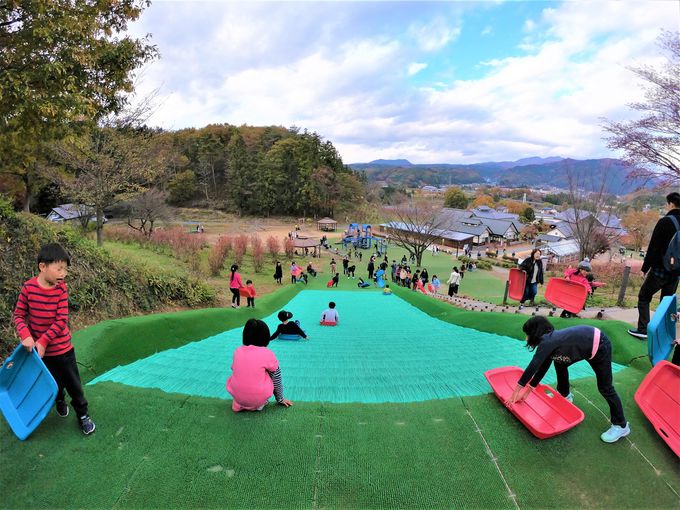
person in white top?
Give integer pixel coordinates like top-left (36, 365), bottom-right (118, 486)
top-left (447, 267), bottom-right (461, 297)
top-left (320, 301), bottom-right (339, 324)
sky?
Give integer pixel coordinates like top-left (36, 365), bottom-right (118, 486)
top-left (128, 0), bottom-right (679, 164)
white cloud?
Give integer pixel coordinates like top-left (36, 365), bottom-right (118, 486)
top-left (408, 16), bottom-right (462, 52)
top-left (407, 62), bottom-right (428, 76)
top-left (523, 19), bottom-right (536, 33)
top-left (481, 25), bottom-right (493, 36)
top-left (131, 1), bottom-right (679, 165)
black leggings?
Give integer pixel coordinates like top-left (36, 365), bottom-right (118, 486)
top-left (554, 336), bottom-right (626, 426)
top-left (43, 349), bottom-right (88, 417)
top-left (230, 288), bottom-right (240, 306)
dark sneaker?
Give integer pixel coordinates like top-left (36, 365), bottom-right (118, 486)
top-left (79, 415), bottom-right (96, 435)
top-left (627, 329), bottom-right (647, 340)
top-left (56, 400), bottom-right (69, 418)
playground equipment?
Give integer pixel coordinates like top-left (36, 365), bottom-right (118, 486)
top-left (341, 223), bottom-right (388, 254)
top-left (0, 345), bottom-right (58, 440)
top-left (647, 295), bottom-right (677, 366)
top-left (508, 268), bottom-right (527, 302)
top-left (485, 366), bottom-right (585, 439)
top-left (635, 361), bottom-right (680, 457)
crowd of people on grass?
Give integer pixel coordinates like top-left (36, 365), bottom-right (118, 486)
top-left (10, 193), bottom-right (680, 444)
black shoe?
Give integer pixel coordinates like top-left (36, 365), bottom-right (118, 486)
top-left (56, 400), bottom-right (69, 418)
top-left (79, 415), bottom-right (96, 435)
top-left (627, 329), bottom-right (647, 340)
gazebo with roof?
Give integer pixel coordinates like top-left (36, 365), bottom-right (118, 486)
top-left (317, 217), bottom-right (337, 232)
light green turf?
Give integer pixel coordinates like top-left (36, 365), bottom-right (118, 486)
top-left (90, 290), bottom-right (624, 403)
top-left (2, 286), bottom-right (679, 509)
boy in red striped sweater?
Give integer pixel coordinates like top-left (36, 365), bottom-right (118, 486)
top-left (13, 243), bottom-right (95, 435)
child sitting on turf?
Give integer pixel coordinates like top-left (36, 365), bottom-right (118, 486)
top-left (13, 243), bottom-right (95, 435)
top-left (245, 280), bottom-right (256, 308)
top-left (320, 301), bottom-right (339, 324)
top-left (227, 318), bottom-right (293, 412)
top-left (383, 284), bottom-right (392, 295)
top-left (270, 310), bottom-right (308, 340)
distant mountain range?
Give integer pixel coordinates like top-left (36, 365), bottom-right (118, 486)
top-left (348, 157), bottom-right (649, 195)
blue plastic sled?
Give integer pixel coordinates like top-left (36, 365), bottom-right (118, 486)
top-left (0, 345), bottom-right (58, 440)
top-left (375, 269), bottom-right (386, 288)
top-left (278, 334), bottom-right (304, 341)
top-left (648, 295), bottom-right (677, 366)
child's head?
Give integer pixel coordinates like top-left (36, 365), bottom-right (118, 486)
top-left (385, 284), bottom-right (390, 289)
top-left (243, 318), bottom-right (271, 347)
top-left (577, 260), bottom-right (592, 274)
top-left (522, 316), bottom-right (555, 351)
top-left (335, 272), bottom-right (339, 277)
top-left (246, 279), bottom-right (253, 285)
top-left (37, 243), bottom-right (71, 284)
top-left (231, 264), bottom-right (238, 272)
top-left (328, 301), bottom-right (336, 309)
top-left (277, 310), bottom-right (293, 323)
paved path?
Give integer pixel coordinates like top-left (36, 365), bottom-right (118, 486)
top-left (432, 292), bottom-right (638, 324)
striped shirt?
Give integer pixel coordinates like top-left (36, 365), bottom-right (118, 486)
top-left (14, 277), bottom-right (72, 357)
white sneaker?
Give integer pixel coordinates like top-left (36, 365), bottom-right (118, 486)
top-left (565, 392), bottom-right (574, 403)
top-left (601, 423), bottom-right (630, 443)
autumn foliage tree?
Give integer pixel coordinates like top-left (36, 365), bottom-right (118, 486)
top-left (443, 187), bottom-right (468, 209)
top-left (603, 31), bottom-right (680, 184)
top-left (621, 209), bottom-right (660, 250)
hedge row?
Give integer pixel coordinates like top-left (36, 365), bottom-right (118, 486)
top-left (0, 198), bottom-right (215, 361)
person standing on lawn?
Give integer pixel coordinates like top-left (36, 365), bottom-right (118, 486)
top-left (628, 192), bottom-right (680, 339)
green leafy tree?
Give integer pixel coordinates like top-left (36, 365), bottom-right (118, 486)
top-left (0, 0), bottom-right (157, 211)
top-left (443, 187), bottom-right (468, 209)
top-left (227, 132), bottom-right (252, 215)
top-left (167, 170), bottom-right (199, 205)
top-left (520, 206), bottom-right (535, 223)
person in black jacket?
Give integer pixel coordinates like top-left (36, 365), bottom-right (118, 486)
top-left (508, 317), bottom-right (629, 443)
top-left (518, 248), bottom-right (544, 307)
top-left (270, 311), bottom-right (308, 340)
top-left (629, 192), bottom-right (680, 339)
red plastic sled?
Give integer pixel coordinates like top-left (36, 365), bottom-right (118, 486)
top-left (634, 361), bottom-right (680, 457)
top-left (508, 268), bottom-right (526, 301)
top-left (427, 283), bottom-right (435, 294)
top-left (319, 321), bottom-right (337, 326)
top-left (484, 366), bottom-right (585, 439)
top-left (326, 280), bottom-right (333, 288)
top-left (239, 287), bottom-right (254, 298)
top-left (544, 278), bottom-right (588, 314)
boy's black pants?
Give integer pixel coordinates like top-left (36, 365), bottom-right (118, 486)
top-left (636, 271), bottom-right (679, 333)
top-left (247, 297), bottom-right (255, 307)
top-left (42, 348), bottom-right (88, 417)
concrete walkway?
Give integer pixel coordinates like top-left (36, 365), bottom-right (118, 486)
top-left (432, 292), bottom-right (638, 325)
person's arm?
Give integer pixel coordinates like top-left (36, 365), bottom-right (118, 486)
top-left (516, 343), bottom-right (552, 388)
top-left (270, 324), bottom-right (282, 340)
top-left (642, 217), bottom-right (670, 274)
top-left (13, 285), bottom-right (35, 351)
top-left (35, 285), bottom-right (69, 354)
top-left (291, 322), bottom-right (307, 338)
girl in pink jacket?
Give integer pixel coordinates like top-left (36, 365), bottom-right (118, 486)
top-left (227, 319), bottom-right (293, 412)
top-left (229, 264), bottom-right (244, 308)
top-left (561, 260), bottom-right (593, 317)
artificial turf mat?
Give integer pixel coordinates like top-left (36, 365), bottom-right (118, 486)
top-left (2, 286), bottom-right (679, 509)
top-left (88, 290), bottom-right (623, 402)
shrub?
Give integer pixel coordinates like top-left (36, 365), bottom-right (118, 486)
top-left (208, 236), bottom-right (232, 276)
top-left (233, 234), bottom-right (248, 265)
top-left (251, 235), bottom-right (265, 273)
top-left (283, 237), bottom-right (294, 259)
top-left (266, 235), bottom-right (280, 259)
top-left (0, 199), bottom-right (215, 362)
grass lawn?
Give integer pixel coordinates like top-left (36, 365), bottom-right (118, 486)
top-left (1, 285), bottom-right (678, 509)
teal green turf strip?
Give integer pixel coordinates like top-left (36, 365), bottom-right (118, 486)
top-left (90, 290), bottom-right (624, 403)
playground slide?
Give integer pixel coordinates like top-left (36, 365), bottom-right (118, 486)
top-left (484, 366), bottom-right (584, 439)
top-left (278, 334), bottom-right (304, 341)
top-left (635, 361), bottom-right (680, 457)
top-left (0, 345), bottom-right (58, 440)
top-left (647, 295), bottom-right (677, 366)
top-left (544, 278), bottom-right (588, 314)
top-left (508, 268), bottom-right (526, 302)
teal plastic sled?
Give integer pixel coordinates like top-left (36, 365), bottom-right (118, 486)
top-left (0, 345), bottom-right (58, 440)
top-left (648, 295), bottom-right (677, 366)
top-left (278, 334), bottom-right (304, 341)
